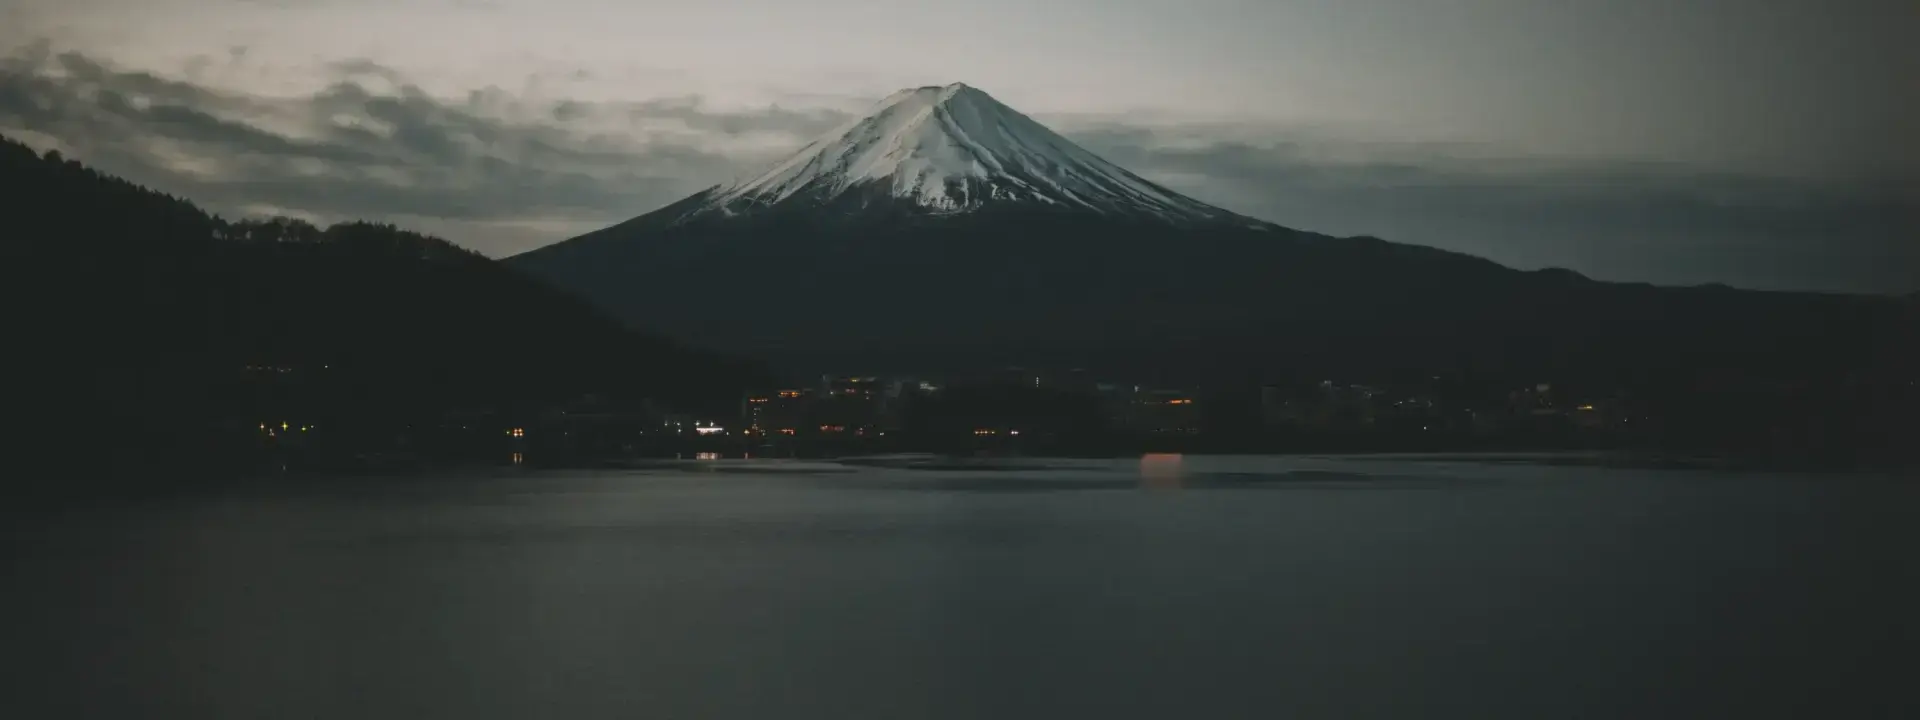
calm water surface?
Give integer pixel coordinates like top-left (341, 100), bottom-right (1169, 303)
top-left (10, 456), bottom-right (1915, 719)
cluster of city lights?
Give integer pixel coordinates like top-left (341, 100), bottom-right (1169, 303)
top-left (257, 422), bottom-right (312, 437)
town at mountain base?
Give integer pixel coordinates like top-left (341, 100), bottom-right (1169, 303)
top-left (4, 99), bottom-right (1915, 486)
top-left (507, 83), bottom-right (1918, 468)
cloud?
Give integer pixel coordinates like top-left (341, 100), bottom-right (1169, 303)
top-left (1, 43), bottom-right (1912, 293)
top-left (1062, 123), bottom-right (1919, 294)
top-left (0, 45), bottom-right (851, 255)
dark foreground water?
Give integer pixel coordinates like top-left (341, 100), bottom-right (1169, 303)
top-left (9, 456), bottom-right (1915, 719)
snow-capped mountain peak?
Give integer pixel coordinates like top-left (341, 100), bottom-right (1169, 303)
top-left (683, 82), bottom-right (1249, 225)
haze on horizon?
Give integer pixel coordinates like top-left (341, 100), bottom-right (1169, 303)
top-left (2, 0), bottom-right (1914, 293)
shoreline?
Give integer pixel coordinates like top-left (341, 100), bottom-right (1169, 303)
top-left (265, 447), bottom-right (1909, 477)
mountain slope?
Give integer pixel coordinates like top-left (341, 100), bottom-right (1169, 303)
top-left (1, 134), bottom-right (761, 482)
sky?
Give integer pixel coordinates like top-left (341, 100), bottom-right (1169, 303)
top-left (2, 0), bottom-right (1914, 293)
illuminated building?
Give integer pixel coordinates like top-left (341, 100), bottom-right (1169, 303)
top-left (745, 389), bottom-right (812, 436)
top-left (1125, 389), bottom-right (1202, 434)
top-left (820, 375), bottom-right (880, 398)
top-left (814, 376), bottom-right (881, 434)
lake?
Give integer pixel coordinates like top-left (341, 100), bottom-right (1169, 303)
top-left (9, 455), bottom-right (1914, 719)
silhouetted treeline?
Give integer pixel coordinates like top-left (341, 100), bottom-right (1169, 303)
top-left (1, 135), bottom-right (766, 492)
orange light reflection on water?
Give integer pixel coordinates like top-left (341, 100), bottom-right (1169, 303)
top-left (1140, 453), bottom-right (1184, 490)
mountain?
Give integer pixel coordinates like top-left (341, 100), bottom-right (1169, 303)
top-left (509, 83), bottom-right (1915, 389)
top-left (0, 134), bottom-right (762, 483)
top-left (656, 82), bottom-right (1253, 227)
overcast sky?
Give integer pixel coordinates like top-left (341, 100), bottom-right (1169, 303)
top-left (3, 0), bottom-right (1914, 292)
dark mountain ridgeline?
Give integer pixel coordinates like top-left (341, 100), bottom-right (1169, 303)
top-left (512, 206), bottom-right (1910, 382)
top-left (2, 134), bottom-right (764, 488)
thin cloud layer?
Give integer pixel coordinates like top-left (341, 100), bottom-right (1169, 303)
top-left (1065, 125), bottom-right (1918, 293)
top-left (0, 44), bottom-right (850, 253)
top-left (2, 44), bottom-right (1913, 293)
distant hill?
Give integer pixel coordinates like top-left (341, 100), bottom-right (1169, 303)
top-left (1, 134), bottom-right (763, 483)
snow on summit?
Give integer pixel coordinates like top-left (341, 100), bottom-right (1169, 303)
top-left (687, 82), bottom-right (1248, 225)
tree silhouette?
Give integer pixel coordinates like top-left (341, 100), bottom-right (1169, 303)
top-left (2, 133), bottom-right (767, 495)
